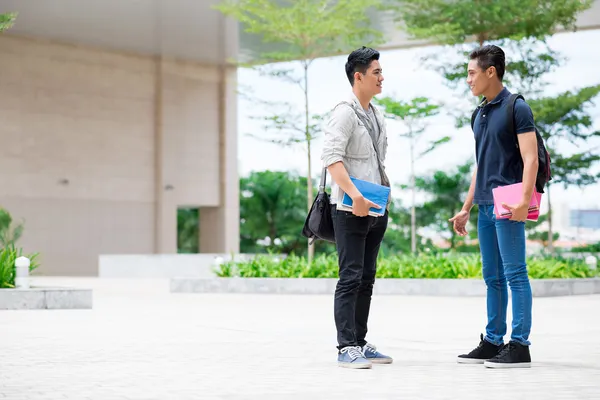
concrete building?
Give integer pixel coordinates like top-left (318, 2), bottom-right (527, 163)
top-left (0, 0), bottom-right (240, 275)
top-left (1, 0), bottom-right (599, 275)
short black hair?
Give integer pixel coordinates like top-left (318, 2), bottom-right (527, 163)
top-left (345, 46), bottom-right (380, 86)
top-left (469, 45), bottom-right (505, 81)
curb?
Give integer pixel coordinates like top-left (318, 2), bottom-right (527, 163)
top-left (170, 277), bottom-right (600, 297)
top-left (0, 287), bottom-right (93, 310)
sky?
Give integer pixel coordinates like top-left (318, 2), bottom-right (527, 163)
top-left (236, 29), bottom-right (600, 214)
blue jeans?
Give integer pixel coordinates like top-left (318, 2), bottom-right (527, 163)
top-left (478, 205), bottom-right (532, 346)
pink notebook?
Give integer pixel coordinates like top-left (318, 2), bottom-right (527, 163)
top-left (492, 183), bottom-right (542, 221)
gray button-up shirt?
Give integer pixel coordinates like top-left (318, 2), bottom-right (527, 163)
top-left (321, 94), bottom-right (388, 204)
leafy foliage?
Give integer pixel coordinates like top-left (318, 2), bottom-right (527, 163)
top-left (390, 0), bottom-right (592, 45)
top-left (375, 96), bottom-right (447, 154)
top-left (0, 246), bottom-right (39, 288)
top-left (0, 208), bottom-right (24, 248)
top-left (236, 170), bottom-right (414, 256)
top-left (215, 252), bottom-right (598, 279)
top-left (240, 171), bottom-right (312, 255)
top-left (529, 85), bottom-right (600, 188)
top-left (570, 242), bottom-right (600, 253)
top-left (214, 0), bottom-right (384, 64)
top-left (415, 161), bottom-right (476, 248)
top-left (375, 96), bottom-right (447, 252)
top-left (177, 209), bottom-right (199, 254)
top-left (525, 213), bottom-right (560, 245)
top-left (0, 12), bottom-right (16, 32)
top-left (0, 208), bottom-right (41, 287)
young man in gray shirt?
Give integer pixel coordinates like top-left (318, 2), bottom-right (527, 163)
top-left (321, 47), bottom-right (392, 369)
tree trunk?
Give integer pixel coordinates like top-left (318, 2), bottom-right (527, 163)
top-left (410, 132), bottom-right (416, 254)
top-left (304, 62), bottom-right (315, 264)
top-left (546, 184), bottom-right (554, 253)
top-left (478, 33), bottom-right (486, 47)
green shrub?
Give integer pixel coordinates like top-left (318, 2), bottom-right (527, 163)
top-left (215, 253), bottom-right (598, 280)
top-left (0, 207), bottom-right (40, 288)
top-left (570, 242), bottom-right (600, 253)
top-left (0, 245), bottom-right (39, 288)
top-left (0, 207), bottom-right (24, 248)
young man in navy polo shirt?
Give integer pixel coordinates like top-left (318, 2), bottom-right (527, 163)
top-left (449, 45), bottom-right (539, 368)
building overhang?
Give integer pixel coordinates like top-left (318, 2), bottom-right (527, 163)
top-left (1, 0), bottom-right (599, 65)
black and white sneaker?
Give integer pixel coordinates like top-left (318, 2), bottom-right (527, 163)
top-left (457, 334), bottom-right (503, 364)
top-left (484, 342), bottom-right (531, 369)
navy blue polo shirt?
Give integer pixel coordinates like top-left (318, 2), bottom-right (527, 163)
top-left (473, 88), bottom-right (536, 205)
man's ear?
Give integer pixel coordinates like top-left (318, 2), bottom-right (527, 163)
top-left (354, 71), bottom-right (362, 84)
top-left (487, 66), bottom-right (496, 79)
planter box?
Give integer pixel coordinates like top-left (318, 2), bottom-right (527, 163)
top-left (98, 253), bottom-right (285, 279)
top-left (0, 287), bottom-right (93, 310)
top-left (170, 277), bottom-right (600, 297)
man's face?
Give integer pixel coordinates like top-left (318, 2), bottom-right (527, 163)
top-left (466, 59), bottom-right (489, 97)
top-left (356, 60), bottom-right (384, 96)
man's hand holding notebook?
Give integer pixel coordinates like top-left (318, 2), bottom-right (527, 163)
top-left (492, 182), bottom-right (542, 222)
top-left (338, 177), bottom-right (390, 217)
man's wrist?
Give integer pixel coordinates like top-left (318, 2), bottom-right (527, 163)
top-left (461, 204), bottom-right (472, 213)
top-left (350, 192), bottom-right (363, 201)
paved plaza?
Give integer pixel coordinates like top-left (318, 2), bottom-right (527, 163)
top-left (1, 277), bottom-right (599, 400)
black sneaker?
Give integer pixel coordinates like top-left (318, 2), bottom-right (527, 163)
top-left (457, 334), bottom-right (503, 364)
top-left (484, 342), bottom-right (531, 369)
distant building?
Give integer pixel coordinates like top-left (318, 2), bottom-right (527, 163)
top-left (570, 209), bottom-right (600, 230)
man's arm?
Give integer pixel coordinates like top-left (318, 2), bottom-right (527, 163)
top-left (517, 132), bottom-right (539, 206)
top-left (321, 105), bottom-right (379, 216)
top-left (502, 100), bottom-right (539, 221)
top-left (327, 162), bottom-right (361, 200)
top-left (449, 165), bottom-right (477, 236)
top-left (321, 105), bottom-right (357, 195)
top-left (461, 166), bottom-right (478, 212)
top-left (514, 100), bottom-right (539, 206)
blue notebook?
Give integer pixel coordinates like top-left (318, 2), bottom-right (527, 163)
top-left (340, 177), bottom-right (390, 217)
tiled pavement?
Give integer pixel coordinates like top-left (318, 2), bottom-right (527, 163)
top-left (1, 278), bottom-right (599, 400)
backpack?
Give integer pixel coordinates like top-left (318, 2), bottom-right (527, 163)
top-left (471, 93), bottom-right (552, 194)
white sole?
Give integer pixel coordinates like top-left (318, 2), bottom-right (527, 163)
top-left (484, 361), bottom-right (531, 369)
top-left (370, 358), bottom-right (393, 365)
top-left (338, 362), bottom-right (373, 369)
top-left (457, 357), bottom-right (485, 364)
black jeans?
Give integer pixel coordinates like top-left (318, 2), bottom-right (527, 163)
top-left (331, 205), bottom-right (388, 349)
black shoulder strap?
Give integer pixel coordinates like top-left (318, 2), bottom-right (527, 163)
top-left (470, 97), bottom-right (487, 131)
top-left (506, 94), bottom-right (524, 143)
top-left (470, 108), bottom-right (478, 131)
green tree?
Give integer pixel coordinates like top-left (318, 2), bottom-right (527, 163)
top-left (393, 0), bottom-right (598, 251)
top-left (528, 85), bottom-right (600, 251)
top-left (215, 0), bottom-right (385, 263)
top-left (238, 170), bottom-right (416, 257)
top-left (526, 213), bottom-right (560, 248)
top-left (375, 96), bottom-right (446, 253)
top-left (415, 161), bottom-right (475, 249)
top-left (0, 12), bottom-right (16, 32)
top-left (379, 198), bottom-right (435, 254)
top-left (177, 209), bottom-right (199, 254)
top-left (240, 170), bottom-right (313, 255)
top-left (392, 0), bottom-right (591, 47)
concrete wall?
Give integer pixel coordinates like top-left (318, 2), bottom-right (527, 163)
top-left (0, 35), bottom-right (239, 275)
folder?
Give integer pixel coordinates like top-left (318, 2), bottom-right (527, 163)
top-left (338, 177), bottom-right (390, 217)
top-left (492, 182), bottom-right (542, 221)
